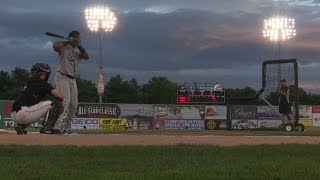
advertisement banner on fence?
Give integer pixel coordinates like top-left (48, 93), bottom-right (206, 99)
top-left (230, 106), bottom-right (258, 120)
top-left (71, 118), bottom-right (99, 129)
top-left (299, 120), bottom-right (313, 127)
top-left (299, 105), bottom-right (312, 120)
top-left (118, 104), bottom-right (153, 117)
top-left (125, 118), bottom-right (153, 130)
top-left (205, 120), bottom-right (227, 130)
top-left (118, 104), bottom-right (153, 130)
top-left (312, 106), bottom-right (320, 113)
top-left (258, 106), bottom-right (280, 120)
top-left (231, 119), bottom-right (258, 130)
top-left (164, 119), bottom-right (205, 130)
top-left (153, 105), bottom-right (169, 118)
top-left (312, 113), bottom-right (320, 127)
top-left (153, 118), bottom-right (205, 130)
top-left (154, 105), bottom-right (205, 119)
top-left (258, 120), bottom-right (282, 128)
top-left (77, 103), bottom-right (122, 118)
top-left (204, 106), bottom-right (227, 120)
top-left (153, 105), bottom-right (227, 120)
top-left (178, 106), bottom-right (205, 119)
top-left (138, 119), bottom-right (152, 130)
top-left (99, 118), bottom-right (126, 130)
top-left (0, 100), bottom-right (13, 129)
top-left (153, 118), bottom-right (165, 130)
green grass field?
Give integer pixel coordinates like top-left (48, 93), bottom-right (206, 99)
top-left (0, 144), bottom-right (320, 180)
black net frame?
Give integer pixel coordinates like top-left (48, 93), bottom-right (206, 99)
top-left (262, 59), bottom-right (299, 124)
top-left (227, 58), bottom-right (299, 128)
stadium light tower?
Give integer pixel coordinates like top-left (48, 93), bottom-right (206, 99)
top-left (262, 16), bottom-right (296, 80)
top-left (85, 6), bottom-right (117, 103)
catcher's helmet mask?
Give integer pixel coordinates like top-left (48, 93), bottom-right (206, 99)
top-left (31, 63), bottom-right (51, 81)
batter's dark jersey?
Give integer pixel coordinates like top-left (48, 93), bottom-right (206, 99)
top-left (279, 85), bottom-right (291, 114)
top-left (12, 78), bottom-right (54, 112)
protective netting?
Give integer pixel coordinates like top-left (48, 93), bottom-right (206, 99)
top-left (227, 59), bottom-right (300, 129)
top-left (261, 62), bottom-right (296, 105)
top-left (260, 60), bottom-right (299, 124)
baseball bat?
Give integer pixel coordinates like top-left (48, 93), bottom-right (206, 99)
top-left (45, 32), bottom-right (66, 39)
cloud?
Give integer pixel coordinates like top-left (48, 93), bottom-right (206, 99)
top-left (0, 0), bottom-right (319, 93)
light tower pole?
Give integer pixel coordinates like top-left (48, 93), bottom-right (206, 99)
top-left (85, 6), bottom-right (117, 103)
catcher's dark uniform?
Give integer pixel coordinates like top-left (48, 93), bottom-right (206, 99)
top-left (11, 63), bottom-right (63, 134)
top-left (12, 78), bottom-right (55, 112)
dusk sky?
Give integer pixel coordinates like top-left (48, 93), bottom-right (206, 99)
top-left (0, 0), bottom-right (319, 93)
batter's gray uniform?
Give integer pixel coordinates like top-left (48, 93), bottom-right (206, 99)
top-left (55, 44), bottom-right (82, 131)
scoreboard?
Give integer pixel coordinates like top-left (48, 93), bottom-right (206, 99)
top-left (177, 89), bottom-right (225, 104)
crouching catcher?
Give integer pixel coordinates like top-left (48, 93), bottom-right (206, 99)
top-left (11, 63), bottom-right (64, 135)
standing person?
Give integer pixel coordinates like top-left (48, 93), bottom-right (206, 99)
top-left (278, 79), bottom-right (292, 123)
top-left (53, 30), bottom-right (89, 134)
top-left (214, 82), bottom-right (222, 91)
top-left (11, 63), bottom-right (64, 135)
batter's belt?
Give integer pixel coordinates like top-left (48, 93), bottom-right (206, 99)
top-left (58, 71), bottom-right (75, 79)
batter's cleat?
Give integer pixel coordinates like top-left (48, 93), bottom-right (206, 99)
top-left (50, 129), bottom-right (62, 134)
top-left (61, 130), bottom-right (77, 135)
top-left (40, 126), bottom-right (54, 134)
top-left (40, 128), bottom-right (52, 134)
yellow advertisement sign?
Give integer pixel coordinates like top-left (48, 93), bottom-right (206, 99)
top-left (299, 119), bottom-right (313, 127)
top-left (99, 118), bottom-right (127, 130)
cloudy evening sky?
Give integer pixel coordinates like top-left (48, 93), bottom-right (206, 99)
top-left (0, 0), bottom-right (319, 93)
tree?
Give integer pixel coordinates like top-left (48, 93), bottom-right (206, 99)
top-left (1, 67), bottom-right (320, 105)
top-left (8, 68), bottom-right (31, 100)
top-left (0, 71), bottom-right (13, 100)
top-left (105, 75), bottom-right (124, 103)
top-left (11, 68), bottom-right (30, 86)
top-left (225, 86), bottom-right (260, 105)
top-left (76, 77), bottom-right (98, 102)
top-left (123, 78), bottom-right (142, 103)
top-left (142, 77), bottom-right (179, 104)
top-left (105, 75), bottom-right (142, 103)
top-left (0, 68), bottom-right (31, 100)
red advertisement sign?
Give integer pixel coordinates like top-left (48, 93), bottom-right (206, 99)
top-left (312, 106), bottom-right (320, 113)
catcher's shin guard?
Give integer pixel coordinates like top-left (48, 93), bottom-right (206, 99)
top-left (42, 101), bottom-right (63, 131)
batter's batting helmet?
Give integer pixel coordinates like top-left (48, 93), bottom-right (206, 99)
top-left (31, 63), bottom-right (51, 81)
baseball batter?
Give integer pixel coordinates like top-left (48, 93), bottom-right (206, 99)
top-left (11, 63), bottom-right (64, 135)
top-left (53, 30), bottom-right (89, 134)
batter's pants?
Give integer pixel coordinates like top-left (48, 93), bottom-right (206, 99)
top-left (54, 72), bottom-right (78, 131)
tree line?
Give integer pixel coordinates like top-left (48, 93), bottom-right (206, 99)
top-left (1, 68), bottom-right (320, 105)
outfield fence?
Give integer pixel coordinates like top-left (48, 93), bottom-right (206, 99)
top-left (0, 100), bottom-right (319, 130)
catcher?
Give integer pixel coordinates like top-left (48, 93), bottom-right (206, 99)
top-left (11, 63), bottom-right (64, 135)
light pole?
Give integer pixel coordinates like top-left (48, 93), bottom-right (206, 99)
top-left (85, 7), bottom-right (117, 103)
top-left (262, 16), bottom-right (296, 80)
